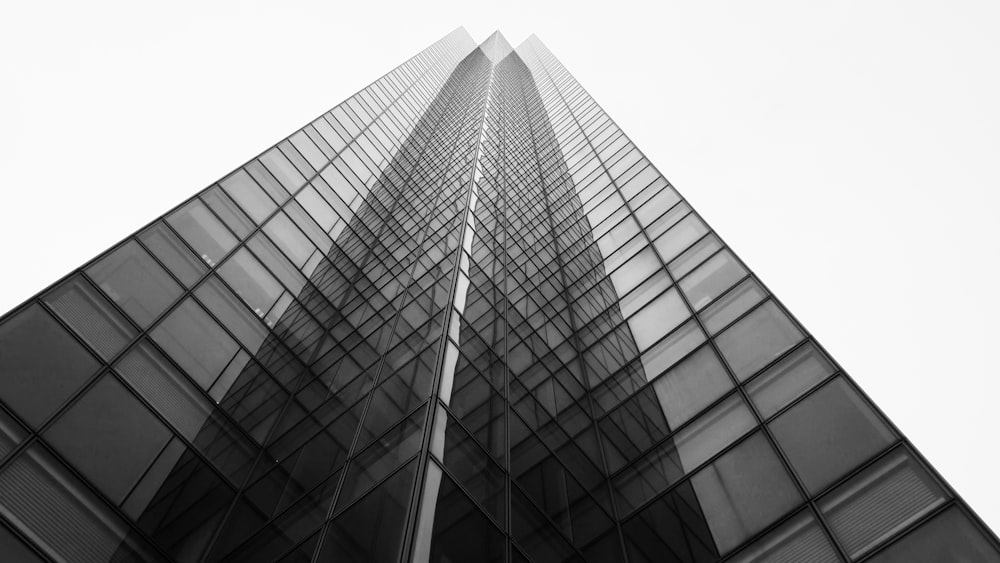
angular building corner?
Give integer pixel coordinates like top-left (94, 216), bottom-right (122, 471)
top-left (0, 27), bottom-right (996, 563)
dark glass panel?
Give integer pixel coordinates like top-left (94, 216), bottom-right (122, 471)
top-left (151, 297), bottom-right (240, 390)
top-left (45, 374), bottom-right (173, 503)
top-left (728, 509), bottom-right (840, 563)
top-left (0, 444), bottom-right (166, 562)
top-left (439, 411), bottom-right (505, 523)
top-left (87, 240), bottom-right (183, 327)
top-left (0, 304), bottom-right (100, 427)
top-left (623, 479), bottom-right (719, 563)
top-left (0, 408), bottom-right (26, 461)
top-left (139, 223), bottom-right (206, 287)
top-left (132, 444), bottom-right (237, 562)
top-left (0, 522), bottom-right (45, 563)
top-left (337, 405), bottom-right (425, 508)
top-left (425, 469), bottom-right (505, 563)
top-left (115, 340), bottom-right (213, 441)
top-left (690, 432), bottom-right (802, 554)
top-left (870, 507), bottom-right (1000, 562)
top-left (317, 460), bottom-right (416, 563)
top-left (44, 275), bottom-right (137, 360)
top-left (195, 276), bottom-right (270, 354)
top-left (166, 199), bottom-right (237, 267)
top-left (770, 376), bottom-right (894, 494)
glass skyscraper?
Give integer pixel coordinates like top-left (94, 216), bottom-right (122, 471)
top-left (0, 28), bottom-right (996, 563)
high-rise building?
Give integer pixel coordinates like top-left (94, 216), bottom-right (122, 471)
top-left (0, 27), bottom-right (995, 563)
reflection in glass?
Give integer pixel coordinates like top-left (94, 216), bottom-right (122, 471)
top-left (691, 432), bottom-right (802, 554)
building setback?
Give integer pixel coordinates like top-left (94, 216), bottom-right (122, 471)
top-left (0, 28), bottom-right (996, 563)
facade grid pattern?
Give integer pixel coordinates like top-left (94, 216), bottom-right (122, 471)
top-left (0, 28), bottom-right (997, 563)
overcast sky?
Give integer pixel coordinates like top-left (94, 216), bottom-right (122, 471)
top-left (2, 0), bottom-right (999, 533)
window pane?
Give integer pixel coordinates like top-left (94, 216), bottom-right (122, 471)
top-left (700, 278), bottom-right (767, 334)
top-left (628, 288), bottom-right (688, 351)
top-left (614, 393), bottom-right (755, 514)
top-left (639, 319), bottom-right (705, 382)
top-left (819, 448), bottom-right (947, 558)
top-left (869, 507), bottom-right (1000, 563)
top-left (151, 297), bottom-right (240, 390)
top-left (651, 345), bottom-right (732, 429)
top-left (87, 240), bottom-right (183, 327)
top-left (296, 184), bottom-right (340, 233)
top-left (422, 468), bottom-right (505, 563)
top-left (263, 212), bottom-right (316, 268)
top-left (220, 168), bottom-right (277, 223)
top-left (203, 187), bottom-right (254, 239)
top-left (747, 342), bottom-right (835, 418)
top-left (652, 213), bottom-right (708, 263)
top-left (260, 147), bottom-right (306, 192)
top-left (194, 277), bottom-right (269, 354)
top-left (690, 432), bottom-right (802, 554)
top-left (716, 300), bottom-right (803, 380)
top-left (338, 406), bottom-right (425, 508)
top-left (728, 509), bottom-right (840, 563)
top-left (115, 341), bottom-right (213, 441)
top-left (668, 233), bottom-right (721, 279)
top-left (167, 199), bottom-right (237, 267)
top-left (44, 276), bottom-right (136, 360)
top-left (139, 223), bottom-right (206, 287)
top-left (318, 460), bottom-right (416, 563)
top-left (0, 523), bottom-right (45, 563)
top-left (0, 304), bottom-right (99, 427)
top-left (0, 445), bottom-right (165, 562)
top-left (609, 247), bottom-right (660, 298)
top-left (770, 377), bottom-right (895, 493)
top-left (219, 248), bottom-right (285, 320)
top-left (44, 375), bottom-right (172, 502)
top-left (679, 249), bottom-right (747, 310)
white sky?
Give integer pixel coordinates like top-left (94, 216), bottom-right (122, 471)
top-left (2, 0), bottom-right (999, 534)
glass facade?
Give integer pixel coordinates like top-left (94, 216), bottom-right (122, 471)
top-left (0, 28), bottom-right (996, 563)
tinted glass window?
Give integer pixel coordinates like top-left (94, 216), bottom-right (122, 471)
top-left (819, 448), bottom-right (947, 558)
top-left (45, 375), bottom-right (172, 502)
top-left (44, 276), bottom-right (136, 360)
top-left (87, 240), bottom-right (183, 327)
top-left (870, 507), bottom-right (1000, 562)
top-left (716, 300), bottom-right (803, 380)
top-left (691, 432), bottom-right (802, 554)
top-left (770, 377), bottom-right (895, 493)
top-left (679, 249), bottom-right (747, 309)
top-left (166, 199), bottom-right (237, 267)
top-left (0, 304), bottom-right (99, 427)
top-left (139, 223), bottom-right (206, 287)
top-left (151, 297), bottom-right (240, 390)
